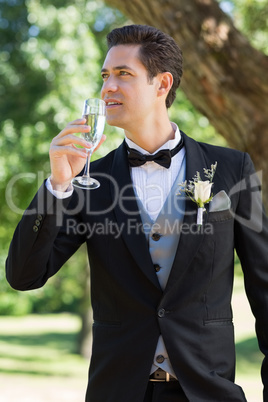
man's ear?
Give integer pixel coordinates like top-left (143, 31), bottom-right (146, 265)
top-left (157, 72), bottom-right (173, 98)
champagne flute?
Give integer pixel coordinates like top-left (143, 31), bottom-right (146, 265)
top-left (72, 98), bottom-right (106, 190)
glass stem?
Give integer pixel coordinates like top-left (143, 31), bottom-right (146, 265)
top-left (83, 149), bottom-right (92, 178)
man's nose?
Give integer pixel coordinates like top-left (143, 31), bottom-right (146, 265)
top-left (101, 77), bottom-right (118, 96)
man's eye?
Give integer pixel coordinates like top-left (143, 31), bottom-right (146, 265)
top-left (101, 73), bottom-right (108, 80)
top-left (119, 71), bottom-right (129, 76)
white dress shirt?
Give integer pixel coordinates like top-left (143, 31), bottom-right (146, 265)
top-left (125, 122), bottom-right (185, 222)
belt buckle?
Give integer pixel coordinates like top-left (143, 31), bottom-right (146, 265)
top-left (149, 369), bottom-right (171, 382)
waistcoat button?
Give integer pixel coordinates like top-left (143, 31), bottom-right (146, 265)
top-left (154, 264), bottom-right (161, 272)
top-left (156, 354), bottom-right (165, 364)
top-left (152, 233), bottom-right (161, 241)
top-left (158, 308), bottom-right (165, 318)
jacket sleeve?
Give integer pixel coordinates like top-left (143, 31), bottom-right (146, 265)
top-left (234, 153), bottom-right (268, 400)
top-left (5, 181), bottom-right (85, 291)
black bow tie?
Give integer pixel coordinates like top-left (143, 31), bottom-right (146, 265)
top-left (126, 138), bottom-right (184, 169)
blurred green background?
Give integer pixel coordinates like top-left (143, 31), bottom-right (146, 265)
top-left (0, 0), bottom-right (266, 400)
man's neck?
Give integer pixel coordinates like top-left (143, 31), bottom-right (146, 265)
top-left (124, 116), bottom-right (175, 154)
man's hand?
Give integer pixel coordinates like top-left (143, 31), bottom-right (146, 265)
top-left (49, 118), bottom-right (106, 192)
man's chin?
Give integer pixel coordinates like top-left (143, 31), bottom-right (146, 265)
top-left (106, 116), bottom-right (125, 130)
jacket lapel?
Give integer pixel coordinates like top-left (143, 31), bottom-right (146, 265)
top-left (164, 132), bottom-right (211, 292)
top-left (110, 141), bottom-right (161, 290)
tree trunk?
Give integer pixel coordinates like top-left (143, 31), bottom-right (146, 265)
top-left (105, 0), bottom-right (268, 208)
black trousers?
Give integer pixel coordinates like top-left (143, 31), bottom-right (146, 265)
top-left (143, 381), bottom-right (189, 402)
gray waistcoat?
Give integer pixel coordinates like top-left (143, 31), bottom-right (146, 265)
top-left (137, 155), bottom-right (186, 290)
top-left (135, 155), bottom-right (186, 376)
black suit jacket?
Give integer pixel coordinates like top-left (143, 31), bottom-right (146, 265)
top-left (6, 132), bottom-right (268, 401)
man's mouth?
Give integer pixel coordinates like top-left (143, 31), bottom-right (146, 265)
top-left (105, 100), bottom-right (122, 107)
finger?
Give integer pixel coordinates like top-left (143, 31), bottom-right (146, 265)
top-left (57, 124), bottom-right (91, 139)
top-left (68, 118), bottom-right (87, 125)
top-left (51, 133), bottom-right (93, 149)
top-left (50, 144), bottom-right (88, 159)
top-left (55, 117), bottom-right (90, 138)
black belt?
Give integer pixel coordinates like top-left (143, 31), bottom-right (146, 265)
top-left (149, 368), bottom-right (177, 382)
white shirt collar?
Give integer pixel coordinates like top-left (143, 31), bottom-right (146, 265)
top-left (124, 122), bottom-right (181, 155)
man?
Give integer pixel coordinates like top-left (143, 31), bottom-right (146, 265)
top-left (6, 24), bottom-right (268, 401)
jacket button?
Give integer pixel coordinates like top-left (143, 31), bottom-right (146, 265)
top-left (35, 219), bottom-right (41, 226)
top-left (37, 214), bottom-right (43, 221)
top-left (154, 264), bottom-right (161, 272)
top-left (152, 233), bottom-right (161, 241)
top-left (33, 225), bottom-right (39, 232)
top-left (156, 355), bottom-right (165, 364)
top-left (158, 308), bottom-right (165, 318)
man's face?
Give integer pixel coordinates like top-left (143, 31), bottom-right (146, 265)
top-left (101, 44), bottom-right (160, 133)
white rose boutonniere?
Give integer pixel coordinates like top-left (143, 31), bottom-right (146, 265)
top-left (179, 162), bottom-right (217, 226)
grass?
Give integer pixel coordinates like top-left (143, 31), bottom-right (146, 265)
top-left (233, 275), bottom-right (263, 401)
top-left (0, 314), bottom-right (89, 401)
top-left (0, 277), bottom-right (264, 401)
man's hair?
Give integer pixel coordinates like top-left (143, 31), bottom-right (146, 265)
top-left (106, 24), bottom-right (183, 108)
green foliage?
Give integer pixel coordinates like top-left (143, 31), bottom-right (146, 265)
top-left (0, 0), bottom-right (124, 315)
top-left (219, 0), bottom-right (268, 53)
top-left (0, 290), bottom-right (32, 316)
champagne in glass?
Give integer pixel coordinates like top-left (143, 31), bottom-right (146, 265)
top-left (72, 98), bottom-right (106, 190)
